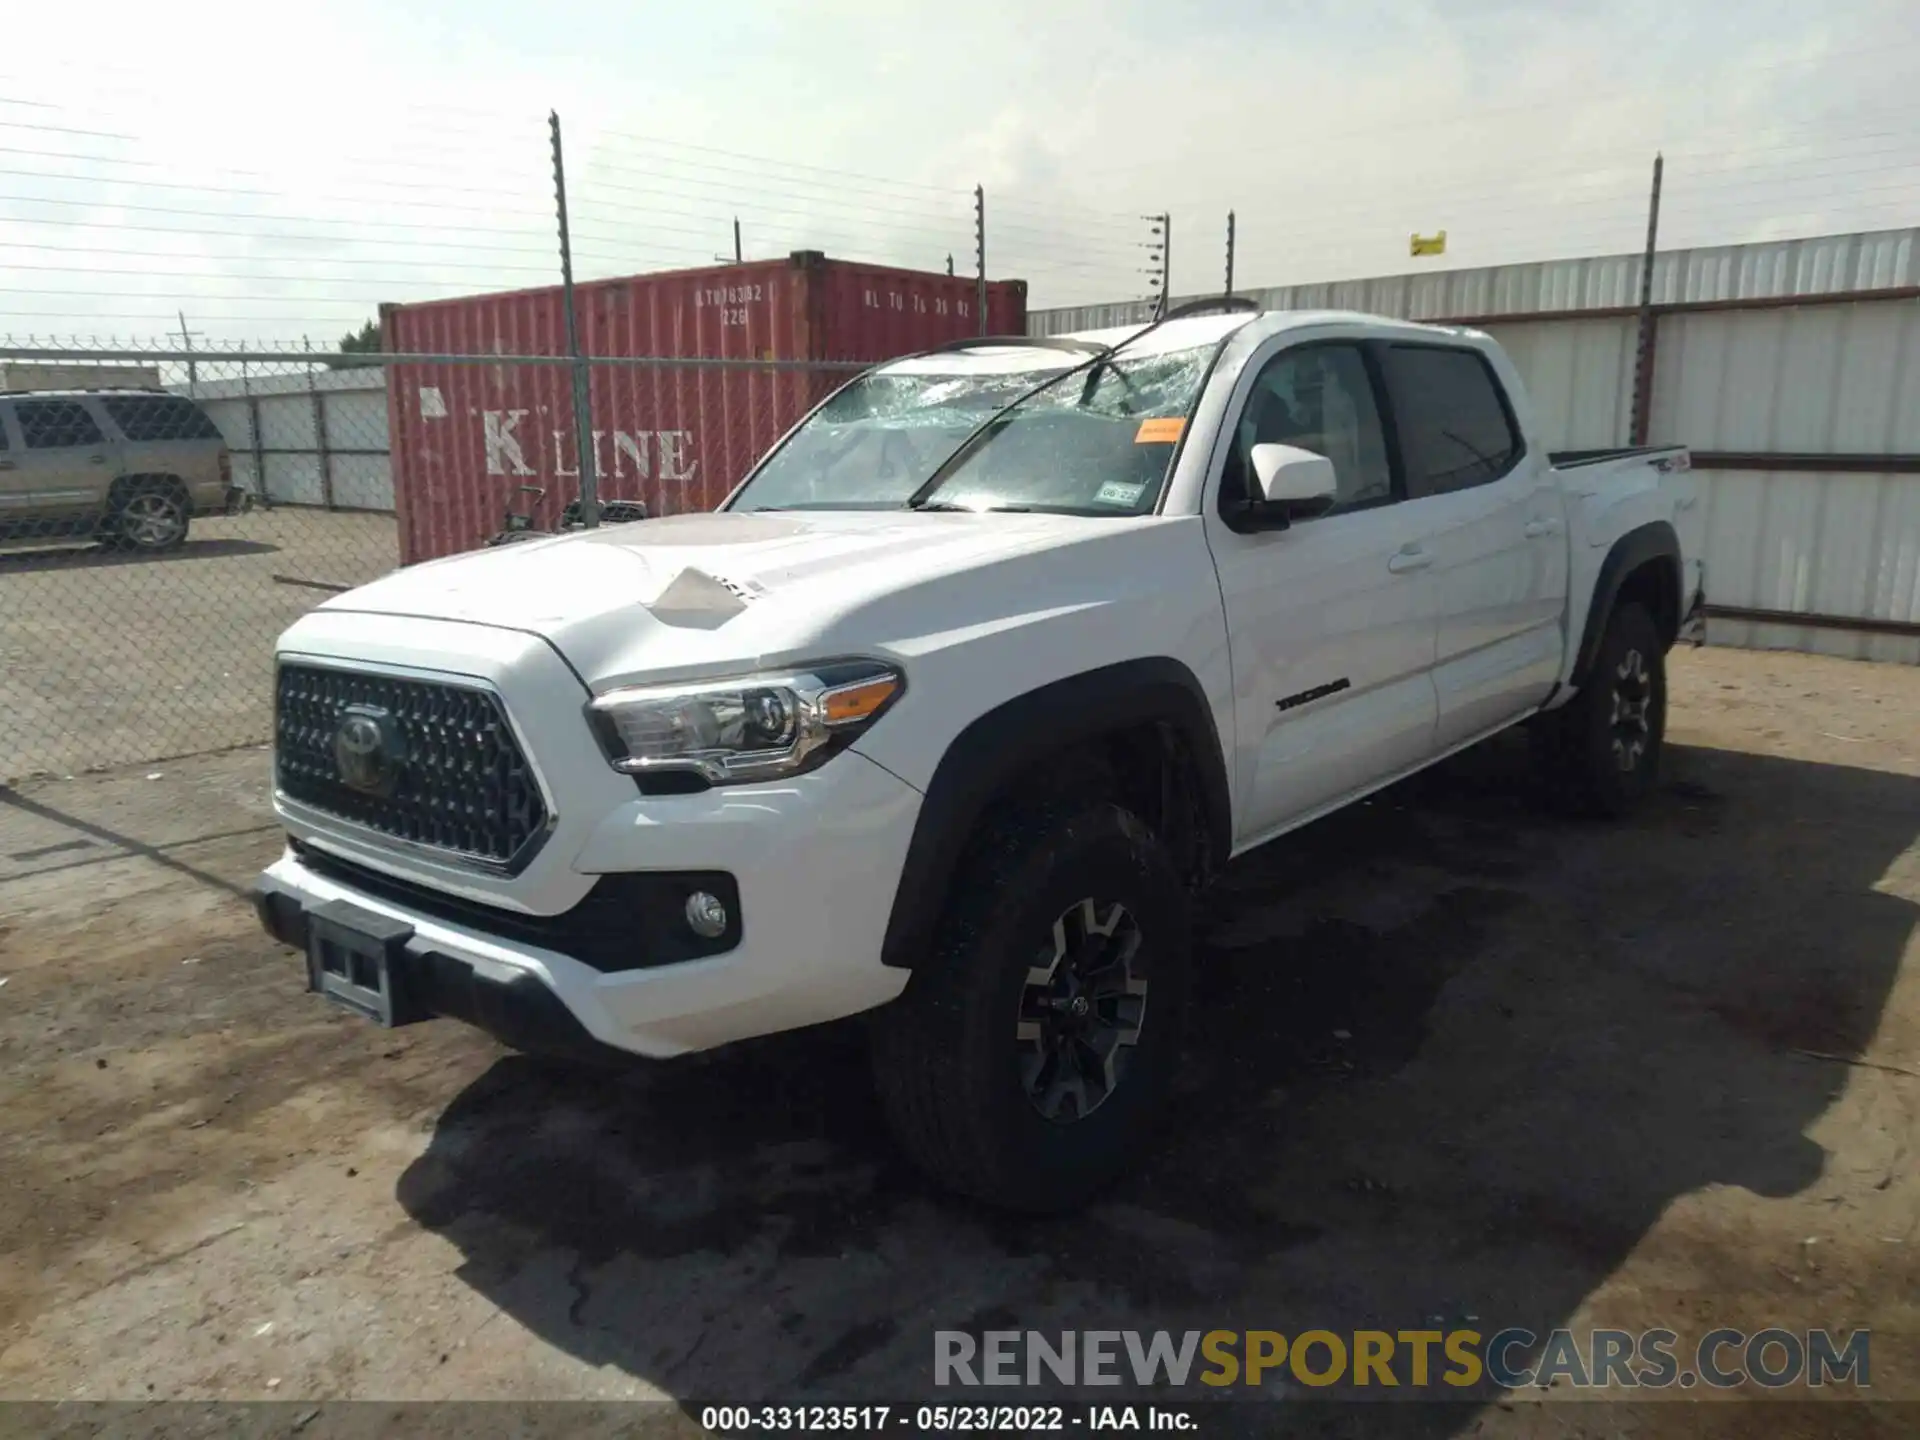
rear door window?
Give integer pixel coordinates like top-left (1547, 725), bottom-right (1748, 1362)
top-left (14, 399), bottom-right (106, 449)
top-left (99, 394), bottom-right (223, 442)
top-left (1380, 346), bottom-right (1522, 495)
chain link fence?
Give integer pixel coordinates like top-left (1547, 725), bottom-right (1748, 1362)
top-left (0, 344), bottom-right (859, 782)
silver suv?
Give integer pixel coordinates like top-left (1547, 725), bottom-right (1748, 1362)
top-left (0, 390), bottom-right (240, 552)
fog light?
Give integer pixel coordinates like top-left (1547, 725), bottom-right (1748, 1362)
top-left (684, 890), bottom-right (729, 939)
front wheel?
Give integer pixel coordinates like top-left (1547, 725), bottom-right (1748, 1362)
top-left (1535, 601), bottom-right (1667, 817)
top-left (870, 799), bottom-right (1191, 1212)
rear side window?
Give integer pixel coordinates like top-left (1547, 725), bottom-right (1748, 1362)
top-left (14, 399), bottom-right (106, 449)
top-left (99, 394), bottom-right (224, 442)
top-left (1381, 346), bottom-right (1521, 495)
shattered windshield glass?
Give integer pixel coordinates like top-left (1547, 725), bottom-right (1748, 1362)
top-left (728, 344), bottom-right (1216, 516)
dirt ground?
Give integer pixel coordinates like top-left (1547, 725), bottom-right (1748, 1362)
top-left (0, 509), bottom-right (397, 783)
top-left (0, 646), bottom-right (1915, 1436)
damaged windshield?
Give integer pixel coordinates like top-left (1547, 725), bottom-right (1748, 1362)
top-left (729, 343), bottom-right (1217, 516)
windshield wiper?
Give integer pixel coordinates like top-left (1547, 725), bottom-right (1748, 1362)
top-left (908, 499), bottom-right (1033, 513)
top-left (905, 297), bottom-right (1260, 510)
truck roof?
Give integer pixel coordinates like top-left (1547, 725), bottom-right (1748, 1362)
top-left (880, 308), bottom-right (1478, 376)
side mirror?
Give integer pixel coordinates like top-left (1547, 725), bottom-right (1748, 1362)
top-left (1250, 443), bottom-right (1337, 521)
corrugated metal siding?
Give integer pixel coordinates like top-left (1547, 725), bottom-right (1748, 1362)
top-left (1480, 317), bottom-right (1636, 450)
top-left (1650, 299), bottom-right (1920, 451)
top-left (385, 255), bottom-right (1027, 564)
top-left (182, 370), bottom-right (394, 510)
top-left (1028, 226), bottom-right (1920, 333)
top-left (1695, 469), bottom-right (1920, 665)
top-left (1650, 296), bottom-right (1920, 663)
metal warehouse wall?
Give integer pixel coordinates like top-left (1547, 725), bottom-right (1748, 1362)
top-left (1030, 226), bottom-right (1920, 662)
top-left (1650, 298), bottom-right (1920, 665)
top-left (177, 368), bottom-right (392, 511)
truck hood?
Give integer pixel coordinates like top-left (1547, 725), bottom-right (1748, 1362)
top-left (320, 509), bottom-right (1151, 687)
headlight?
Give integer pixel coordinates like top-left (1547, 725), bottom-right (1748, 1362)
top-left (587, 660), bottom-right (903, 788)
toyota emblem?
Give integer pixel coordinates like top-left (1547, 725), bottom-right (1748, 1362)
top-left (332, 705), bottom-right (403, 796)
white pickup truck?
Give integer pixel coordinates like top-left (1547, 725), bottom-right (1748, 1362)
top-left (254, 303), bottom-right (1705, 1211)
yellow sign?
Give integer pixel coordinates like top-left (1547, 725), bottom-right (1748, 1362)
top-left (1410, 230), bottom-right (1447, 257)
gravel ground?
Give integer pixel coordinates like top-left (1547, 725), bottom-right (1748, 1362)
top-left (0, 509), bottom-right (397, 783)
top-left (0, 646), bottom-right (1915, 1437)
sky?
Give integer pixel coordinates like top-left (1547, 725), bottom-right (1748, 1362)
top-left (0, 0), bottom-right (1915, 345)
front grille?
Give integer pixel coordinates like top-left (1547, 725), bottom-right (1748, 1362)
top-left (275, 663), bottom-right (549, 870)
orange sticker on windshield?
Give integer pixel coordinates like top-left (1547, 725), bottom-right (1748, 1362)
top-left (1134, 417), bottom-right (1186, 444)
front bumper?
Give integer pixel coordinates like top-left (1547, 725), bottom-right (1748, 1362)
top-left (255, 747), bottom-right (923, 1059)
top-left (254, 879), bottom-right (628, 1063)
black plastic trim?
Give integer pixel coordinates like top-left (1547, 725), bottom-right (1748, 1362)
top-left (1572, 520), bottom-right (1683, 684)
top-left (878, 657), bottom-right (1231, 970)
top-left (254, 874), bottom-right (629, 1064)
top-left (283, 840), bottom-right (742, 972)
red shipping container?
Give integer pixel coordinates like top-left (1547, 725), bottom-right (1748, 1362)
top-left (382, 251), bottom-right (1027, 564)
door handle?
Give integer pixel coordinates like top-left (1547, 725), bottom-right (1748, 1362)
top-left (0, 458), bottom-right (16, 470)
top-left (1387, 546), bottom-right (1433, 574)
top-left (1523, 518), bottom-right (1563, 538)
top-left (87, 454), bottom-right (108, 465)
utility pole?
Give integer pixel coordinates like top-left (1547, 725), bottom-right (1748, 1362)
top-left (549, 109), bottom-right (598, 528)
top-left (1629, 152), bottom-right (1664, 446)
top-left (946, 254), bottom-right (954, 276)
top-left (974, 185), bottom-right (987, 335)
top-left (1224, 211), bottom-right (1236, 296)
top-left (734, 217), bottom-right (743, 264)
top-left (1146, 213), bottom-right (1171, 319)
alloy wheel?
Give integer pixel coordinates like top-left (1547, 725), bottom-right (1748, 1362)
top-left (1016, 897), bottom-right (1148, 1123)
top-left (123, 493), bottom-right (185, 547)
top-left (1609, 648), bottom-right (1654, 771)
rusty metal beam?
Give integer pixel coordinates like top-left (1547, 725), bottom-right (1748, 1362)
top-left (1702, 604), bottom-right (1920, 639)
top-left (1691, 452), bottom-right (1920, 474)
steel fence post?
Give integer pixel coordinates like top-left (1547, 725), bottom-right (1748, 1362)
top-left (550, 110), bottom-right (599, 527)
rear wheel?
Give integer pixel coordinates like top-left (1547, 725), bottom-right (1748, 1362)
top-left (1535, 601), bottom-right (1666, 817)
top-left (107, 481), bottom-right (190, 551)
top-left (871, 797), bottom-right (1190, 1212)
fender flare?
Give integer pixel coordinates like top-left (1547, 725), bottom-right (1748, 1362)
top-left (878, 657), bottom-right (1232, 970)
top-left (1572, 520), bottom-right (1682, 686)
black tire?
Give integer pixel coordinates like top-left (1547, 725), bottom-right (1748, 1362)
top-left (871, 798), bottom-right (1191, 1212)
top-left (106, 481), bottom-right (190, 552)
top-left (1534, 601), bottom-right (1667, 817)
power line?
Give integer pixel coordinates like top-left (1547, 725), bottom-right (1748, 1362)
top-left (0, 244), bottom-right (560, 273)
top-left (0, 193), bottom-right (558, 245)
top-left (0, 167), bottom-right (552, 218)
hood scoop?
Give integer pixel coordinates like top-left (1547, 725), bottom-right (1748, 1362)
top-left (644, 566), bottom-right (763, 630)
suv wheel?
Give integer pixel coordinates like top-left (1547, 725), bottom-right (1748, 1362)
top-left (871, 798), bottom-right (1190, 1212)
top-left (1535, 601), bottom-right (1667, 817)
top-left (109, 482), bottom-right (190, 551)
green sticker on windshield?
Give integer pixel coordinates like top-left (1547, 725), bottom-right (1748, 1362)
top-left (1095, 480), bottom-right (1147, 507)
